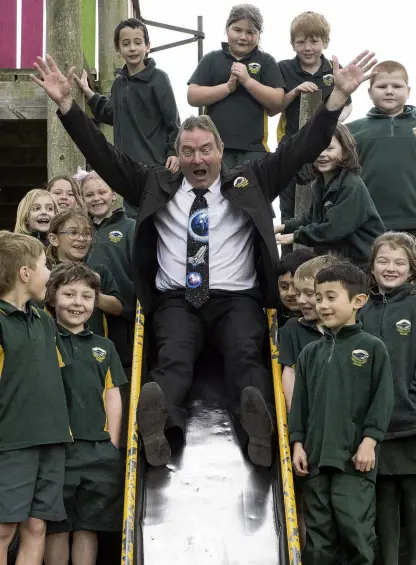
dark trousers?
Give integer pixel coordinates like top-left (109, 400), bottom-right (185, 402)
top-left (302, 470), bottom-right (376, 565)
top-left (147, 292), bottom-right (274, 445)
top-left (376, 475), bottom-right (416, 565)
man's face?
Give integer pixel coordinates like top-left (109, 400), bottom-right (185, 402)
top-left (278, 272), bottom-right (299, 312)
top-left (178, 128), bottom-right (224, 189)
top-left (369, 71), bottom-right (410, 117)
top-left (295, 277), bottom-right (319, 321)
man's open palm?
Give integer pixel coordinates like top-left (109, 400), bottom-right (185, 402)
top-left (31, 54), bottom-right (75, 108)
top-left (333, 50), bottom-right (377, 97)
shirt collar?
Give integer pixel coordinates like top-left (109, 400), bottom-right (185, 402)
top-left (183, 175), bottom-right (221, 195)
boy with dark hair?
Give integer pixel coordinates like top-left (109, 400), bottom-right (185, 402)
top-left (277, 11), bottom-right (352, 223)
top-left (44, 262), bottom-right (127, 565)
top-left (289, 262), bottom-right (394, 565)
top-left (75, 18), bottom-right (180, 218)
top-left (280, 254), bottom-right (340, 410)
top-left (0, 231), bottom-right (71, 565)
top-left (348, 61), bottom-right (416, 234)
top-left (276, 247), bottom-right (316, 328)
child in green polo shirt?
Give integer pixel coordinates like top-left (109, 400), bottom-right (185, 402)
top-left (277, 11), bottom-right (352, 223)
top-left (44, 262), bottom-right (127, 565)
top-left (188, 3), bottom-right (285, 168)
top-left (280, 254), bottom-right (340, 411)
top-left (359, 232), bottom-right (416, 565)
top-left (0, 231), bottom-right (71, 565)
top-left (348, 61), bottom-right (416, 234)
top-left (79, 170), bottom-right (136, 369)
top-left (289, 262), bottom-right (394, 565)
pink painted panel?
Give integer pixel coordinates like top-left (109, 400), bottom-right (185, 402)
top-left (0, 0), bottom-right (17, 68)
top-left (21, 0), bottom-right (43, 68)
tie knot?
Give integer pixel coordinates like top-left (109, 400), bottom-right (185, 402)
top-left (192, 188), bottom-right (209, 198)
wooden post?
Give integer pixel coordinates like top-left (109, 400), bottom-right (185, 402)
top-left (294, 90), bottom-right (322, 220)
top-left (46, 0), bottom-right (85, 178)
top-left (97, 0), bottom-right (127, 206)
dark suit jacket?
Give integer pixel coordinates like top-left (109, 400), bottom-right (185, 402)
top-left (59, 101), bottom-right (341, 315)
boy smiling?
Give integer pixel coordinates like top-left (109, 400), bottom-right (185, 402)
top-left (289, 262), bottom-right (393, 565)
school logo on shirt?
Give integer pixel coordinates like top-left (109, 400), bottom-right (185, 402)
top-left (109, 230), bottom-right (123, 243)
top-left (396, 319), bottom-right (411, 335)
top-left (322, 73), bottom-right (334, 86)
top-left (234, 176), bottom-right (249, 188)
top-left (248, 62), bottom-right (261, 74)
top-left (92, 347), bottom-right (107, 363)
top-left (351, 349), bottom-right (369, 367)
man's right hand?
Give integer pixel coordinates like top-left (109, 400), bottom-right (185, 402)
top-left (31, 54), bottom-right (74, 114)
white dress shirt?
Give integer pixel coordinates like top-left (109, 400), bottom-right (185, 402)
top-left (154, 175), bottom-right (257, 292)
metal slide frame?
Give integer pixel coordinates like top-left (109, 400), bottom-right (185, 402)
top-left (121, 304), bottom-right (301, 564)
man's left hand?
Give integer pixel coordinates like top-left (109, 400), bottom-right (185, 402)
top-left (231, 62), bottom-right (251, 85)
top-left (276, 233), bottom-right (294, 245)
top-left (332, 50), bottom-right (377, 99)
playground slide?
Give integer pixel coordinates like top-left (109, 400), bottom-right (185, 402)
top-left (121, 306), bottom-right (301, 565)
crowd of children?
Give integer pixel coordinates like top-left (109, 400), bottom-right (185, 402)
top-left (0, 3), bottom-right (415, 565)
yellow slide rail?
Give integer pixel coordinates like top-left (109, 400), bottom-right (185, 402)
top-left (267, 309), bottom-right (302, 565)
top-left (122, 302), bottom-right (145, 565)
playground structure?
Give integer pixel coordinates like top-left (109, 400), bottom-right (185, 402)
top-left (0, 0), bottom-right (204, 229)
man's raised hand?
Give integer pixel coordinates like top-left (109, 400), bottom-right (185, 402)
top-left (333, 50), bottom-right (377, 98)
top-left (31, 54), bottom-right (75, 114)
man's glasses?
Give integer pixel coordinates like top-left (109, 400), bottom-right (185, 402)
top-left (58, 229), bottom-right (93, 240)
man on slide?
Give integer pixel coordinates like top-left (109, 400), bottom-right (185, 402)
top-left (32, 50), bottom-right (376, 467)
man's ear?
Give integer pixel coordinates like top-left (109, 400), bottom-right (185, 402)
top-left (353, 293), bottom-right (368, 311)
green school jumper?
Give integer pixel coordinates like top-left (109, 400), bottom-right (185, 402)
top-left (359, 283), bottom-right (416, 565)
top-left (289, 322), bottom-right (393, 565)
top-left (279, 316), bottom-right (322, 368)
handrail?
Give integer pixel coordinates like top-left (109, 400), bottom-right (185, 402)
top-left (267, 309), bottom-right (302, 565)
top-left (121, 301), bottom-right (145, 565)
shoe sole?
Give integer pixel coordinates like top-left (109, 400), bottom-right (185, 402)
top-left (240, 387), bottom-right (273, 467)
top-left (137, 382), bottom-right (171, 467)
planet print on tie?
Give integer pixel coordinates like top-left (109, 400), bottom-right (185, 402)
top-left (185, 190), bottom-right (210, 308)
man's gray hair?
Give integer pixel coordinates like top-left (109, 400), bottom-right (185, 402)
top-left (174, 115), bottom-right (223, 154)
top-left (226, 4), bottom-right (263, 34)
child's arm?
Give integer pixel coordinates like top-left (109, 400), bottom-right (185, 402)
top-left (94, 265), bottom-right (123, 317)
top-left (289, 352), bottom-right (309, 447)
top-left (230, 63), bottom-right (284, 115)
top-left (106, 387), bottom-right (122, 447)
top-left (154, 73), bottom-right (181, 172)
top-left (98, 293), bottom-right (123, 316)
top-left (282, 366), bottom-right (296, 412)
top-left (354, 342), bottom-right (394, 471)
top-left (106, 342), bottom-right (128, 448)
top-left (187, 52), bottom-right (238, 107)
top-left (280, 81), bottom-right (319, 112)
top-left (187, 76), bottom-right (238, 106)
top-left (74, 70), bottom-right (114, 126)
top-left (290, 177), bottom-right (374, 247)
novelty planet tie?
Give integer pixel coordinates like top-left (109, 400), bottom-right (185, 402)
top-left (185, 189), bottom-right (209, 308)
